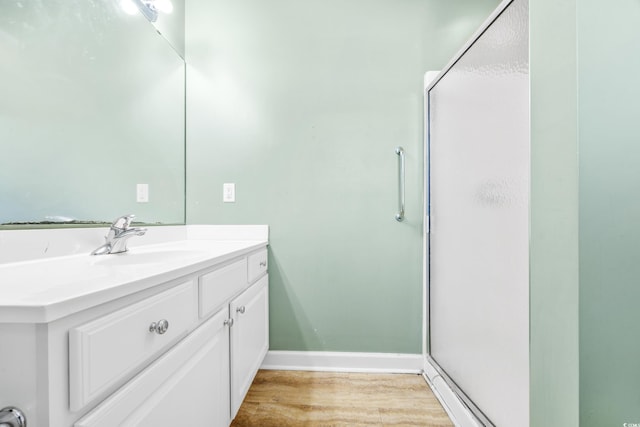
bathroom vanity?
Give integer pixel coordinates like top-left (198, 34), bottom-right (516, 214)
top-left (0, 226), bottom-right (269, 427)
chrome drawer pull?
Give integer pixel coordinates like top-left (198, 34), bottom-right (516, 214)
top-left (149, 319), bottom-right (169, 335)
top-left (236, 306), bottom-right (246, 314)
top-left (0, 407), bottom-right (26, 427)
top-left (259, 261), bottom-right (267, 267)
top-left (224, 318), bottom-right (234, 327)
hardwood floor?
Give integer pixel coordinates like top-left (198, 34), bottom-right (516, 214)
top-left (231, 370), bottom-right (454, 427)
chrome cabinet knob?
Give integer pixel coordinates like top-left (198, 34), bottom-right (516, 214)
top-left (149, 319), bottom-right (169, 334)
top-left (0, 407), bottom-right (27, 427)
top-left (236, 306), bottom-right (246, 314)
top-left (224, 318), bottom-right (234, 327)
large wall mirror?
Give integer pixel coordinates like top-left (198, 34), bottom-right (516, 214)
top-left (0, 0), bottom-right (185, 227)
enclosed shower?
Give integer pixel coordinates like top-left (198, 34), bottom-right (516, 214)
top-left (422, 0), bottom-right (529, 425)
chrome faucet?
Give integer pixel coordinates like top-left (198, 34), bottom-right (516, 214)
top-left (91, 214), bottom-right (147, 255)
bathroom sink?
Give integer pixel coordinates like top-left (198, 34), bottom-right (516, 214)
top-left (90, 248), bottom-right (206, 266)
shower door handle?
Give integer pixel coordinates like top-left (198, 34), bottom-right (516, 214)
top-left (395, 146), bottom-right (405, 221)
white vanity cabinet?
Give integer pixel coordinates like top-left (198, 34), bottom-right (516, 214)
top-left (0, 242), bottom-right (268, 427)
top-left (74, 249), bottom-right (269, 427)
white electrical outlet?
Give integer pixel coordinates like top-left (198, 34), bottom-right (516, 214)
top-left (223, 183), bottom-right (235, 203)
top-left (137, 183), bottom-right (149, 203)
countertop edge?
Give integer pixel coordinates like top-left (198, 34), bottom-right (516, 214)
top-left (0, 240), bottom-right (268, 324)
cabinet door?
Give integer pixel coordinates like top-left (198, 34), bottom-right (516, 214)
top-left (75, 308), bottom-right (231, 427)
top-left (229, 275), bottom-right (269, 418)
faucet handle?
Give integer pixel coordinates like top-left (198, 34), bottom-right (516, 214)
top-left (111, 214), bottom-right (135, 230)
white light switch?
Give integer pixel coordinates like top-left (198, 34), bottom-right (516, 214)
top-left (223, 183), bottom-right (235, 203)
top-left (137, 183), bottom-right (149, 203)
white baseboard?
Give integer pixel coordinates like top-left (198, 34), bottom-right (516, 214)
top-left (261, 351), bottom-right (422, 374)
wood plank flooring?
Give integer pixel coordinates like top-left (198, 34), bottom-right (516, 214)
top-left (231, 370), bottom-right (454, 427)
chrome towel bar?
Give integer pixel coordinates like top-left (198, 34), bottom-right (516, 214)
top-left (395, 146), bottom-right (405, 222)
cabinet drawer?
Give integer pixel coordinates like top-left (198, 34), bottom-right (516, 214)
top-left (69, 281), bottom-right (198, 411)
top-left (75, 308), bottom-right (230, 427)
top-left (247, 249), bottom-right (268, 283)
top-left (199, 258), bottom-right (247, 319)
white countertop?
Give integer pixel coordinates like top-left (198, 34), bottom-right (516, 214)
top-left (0, 226), bottom-right (268, 323)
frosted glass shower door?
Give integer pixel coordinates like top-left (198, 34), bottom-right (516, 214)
top-left (428, 0), bottom-right (529, 425)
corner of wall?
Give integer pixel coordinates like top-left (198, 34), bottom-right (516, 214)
top-left (529, 0), bottom-right (580, 425)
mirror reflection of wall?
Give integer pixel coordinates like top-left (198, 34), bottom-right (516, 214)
top-left (0, 0), bottom-right (185, 226)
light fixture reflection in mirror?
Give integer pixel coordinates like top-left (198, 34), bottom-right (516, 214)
top-left (120, 0), bottom-right (173, 22)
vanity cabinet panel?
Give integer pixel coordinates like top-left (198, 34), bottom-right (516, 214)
top-left (199, 258), bottom-right (248, 319)
top-left (74, 307), bottom-right (231, 427)
top-left (0, 240), bottom-right (268, 427)
top-left (247, 248), bottom-right (268, 283)
top-left (69, 280), bottom-right (198, 411)
top-left (230, 274), bottom-right (269, 418)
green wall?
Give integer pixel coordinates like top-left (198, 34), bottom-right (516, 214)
top-left (183, 0), bottom-right (640, 422)
top-left (579, 0), bottom-right (640, 424)
top-left (529, 0), bottom-right (580, 425)
top-left (185, 0), bottom-right (499, 353)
